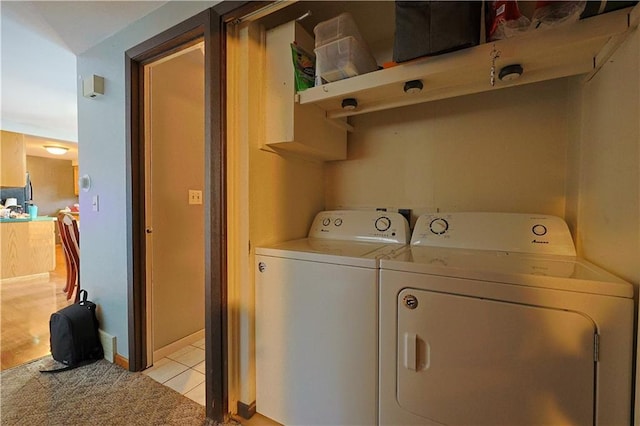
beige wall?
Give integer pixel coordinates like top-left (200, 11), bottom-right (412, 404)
top-left (566, 29), bottom-right (639, 286)
top-left (228, 22), bottom-right (327, 408)
top-left (150, 48), bottom-right (205, 350)
top-left (325, 79), bottom-right (570, 224)
top-left (564, 28), bottom-right (639, 420)
top-left (26, 155), bottom-right (78, 216)
top-left (248, 18), bottom-right (325, 247)
top-left (250, 155), bottom-right (324, 245)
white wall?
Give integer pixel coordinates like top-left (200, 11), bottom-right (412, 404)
top-left (326, 79), bottom-right (570, 222)
top-left (77, 1), bottom-right (218, 359)
top-left (1, 3), bottom-right (77, 141)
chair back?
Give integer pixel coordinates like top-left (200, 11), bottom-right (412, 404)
top-left (57, 213), bottom-right (80, 301)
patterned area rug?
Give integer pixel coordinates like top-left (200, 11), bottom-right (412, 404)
top-left (1, 357), bottom-right (231, 425)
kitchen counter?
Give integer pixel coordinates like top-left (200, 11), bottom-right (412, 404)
top-left (0, 216), bottom-right (56, 223)
top-left (1, 218), bottom-right (56, 280)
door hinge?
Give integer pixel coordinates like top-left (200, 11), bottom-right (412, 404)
top-left (594, 333), bottom-right (600, 363)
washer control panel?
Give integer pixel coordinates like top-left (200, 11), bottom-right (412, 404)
top-left (411, 212), bottom-right (576, 256)
top-left (309, 210), bottom-right (410, 244)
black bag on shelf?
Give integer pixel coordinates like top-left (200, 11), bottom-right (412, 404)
top-left (580, 1), bottom-right (638, 19)
top-left (41, 289), bottom-right (104, 373)
top-left (393, 1), bottom-right (482, 63)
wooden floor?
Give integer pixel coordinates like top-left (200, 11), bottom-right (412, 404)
top-left (1, 244), bottom-right (72, 371)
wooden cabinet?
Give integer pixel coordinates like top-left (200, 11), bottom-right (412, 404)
top-left (264, 21), bottom-right (346, 161)
top-left (1, 130), bottom-right (26, 187)
top-left (1, 219), bottom-right (56, 280)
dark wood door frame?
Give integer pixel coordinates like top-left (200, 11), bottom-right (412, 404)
top-left (125, 2), bottom-right (259, 421)
top-left (125, 6), bottom-right (221, 417)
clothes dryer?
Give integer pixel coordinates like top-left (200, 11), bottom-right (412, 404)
top-left (256, 210), bottom-right (410, 426)
top-left (379, 212), bottom-right (633, 425)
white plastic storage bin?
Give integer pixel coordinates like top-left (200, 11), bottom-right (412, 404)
top-left (314, 36), bottom-right (378, 83)
top-left (314, 12), bottom-right (365, 48)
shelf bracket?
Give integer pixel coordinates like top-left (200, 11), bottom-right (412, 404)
top-left (325, 115), bottom-right (354, 133)
top-left (583, 5), bottom-right (639, 82)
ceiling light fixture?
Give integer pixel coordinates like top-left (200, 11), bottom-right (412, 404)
top-left (44, 146), bottom-right (69, 155)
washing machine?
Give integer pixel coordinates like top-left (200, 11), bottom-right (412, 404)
top-left (379, 212), bottom-right (633, 426)
top-left (255, 210), bottom-right (410, 426)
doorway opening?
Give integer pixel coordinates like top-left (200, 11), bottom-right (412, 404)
top-left (126, 3), bottom-right (268, 422)
top-left (142, 41), bottom-right (206, 397)
top-left (125, 8), bottom-right (227, 421)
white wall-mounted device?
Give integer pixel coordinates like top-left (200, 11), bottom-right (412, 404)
top-left (83, 75), bottom-right (105, 98)
top-left (79, 174), bottom-right (91, 192)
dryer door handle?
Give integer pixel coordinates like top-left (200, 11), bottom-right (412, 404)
top-left (403, 332), bottom-right (430, 371)
top-left (404, 332), bottom-right (418, 371)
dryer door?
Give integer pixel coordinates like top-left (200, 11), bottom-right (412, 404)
top-left (397, 288), bottom-right (596, 425)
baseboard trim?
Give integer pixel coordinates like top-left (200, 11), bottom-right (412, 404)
top-left (153, 329), bottom-right (205, 361)
top-left (98, 329), bottom-right (116, 363)
top-left (237, 400), bottom-right (256, 419)
top-left (114, 353), bottom-right (129, 370)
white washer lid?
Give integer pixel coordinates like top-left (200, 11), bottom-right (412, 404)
top-left (381, 246), bottom-right (632, 298)
top-left (256, 238), bottom-right (405, 268)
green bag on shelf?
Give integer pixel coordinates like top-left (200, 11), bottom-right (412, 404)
top-left (290, 43), bottom-right (315, 92)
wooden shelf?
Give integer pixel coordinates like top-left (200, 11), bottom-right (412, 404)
top-left (298, 6), bottom-right (637, 119)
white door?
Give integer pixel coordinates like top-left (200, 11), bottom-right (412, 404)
top-left (397, 288), bottom-right (596, 425)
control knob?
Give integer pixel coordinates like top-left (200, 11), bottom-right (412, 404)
top-left (532, 224), bottom-right (547, 236)
top-left (375, 216), bottom-right (391, 232)
top-left (429, 218), bottom-right (449, 235)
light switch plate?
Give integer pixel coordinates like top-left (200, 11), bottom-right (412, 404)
top-left (188, 190), bottom-right (203, 205)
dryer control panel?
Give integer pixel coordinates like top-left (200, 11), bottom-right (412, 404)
top-left (410, 212), bottom-right (576, 256)
top-left (309, 210), bottom-right (410, 244)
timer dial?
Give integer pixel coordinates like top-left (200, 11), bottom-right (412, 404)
top-left (429, 218), bottom-right (449, 235)
top-left (532, 224), bottom-right (547, 236)
top-left (375, 216), bottom-right (391, 232)
top-left (322, 218), bottom-right (331, 226)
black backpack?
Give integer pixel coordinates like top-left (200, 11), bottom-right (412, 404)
top-left (41, 289), bottom-right (104, 373)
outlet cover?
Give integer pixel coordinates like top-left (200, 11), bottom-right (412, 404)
top-left (188, 190), bottom-right (203, 205)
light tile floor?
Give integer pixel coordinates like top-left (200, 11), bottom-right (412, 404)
top-left (143, 338), bottom-right (207, 406)
top-left (142, 339), bottom-right (281, 425)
